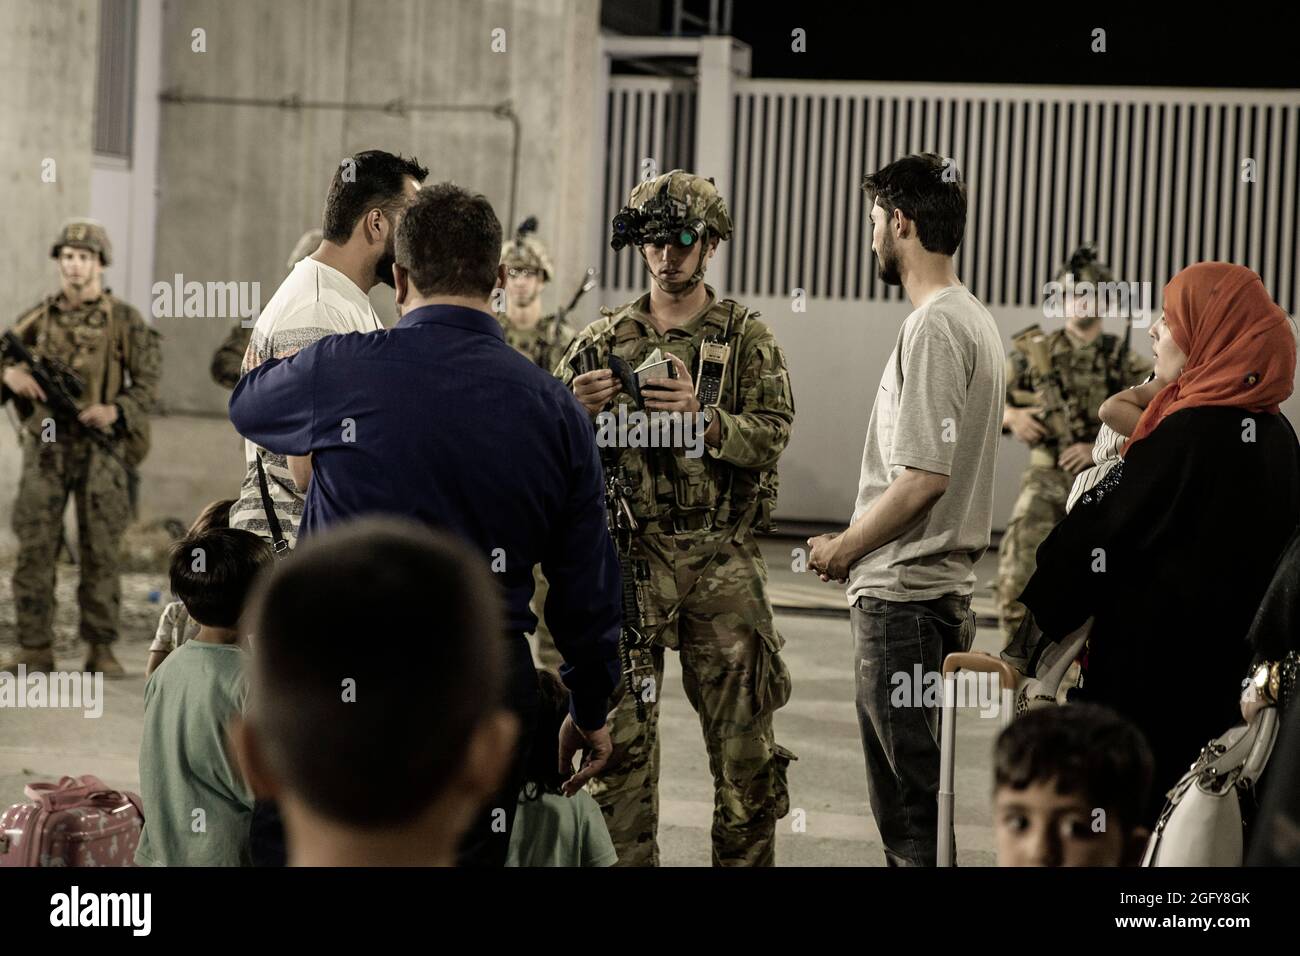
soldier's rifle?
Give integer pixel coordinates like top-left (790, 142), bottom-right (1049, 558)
top-left (1009, 325), bottom-right (1082, 448)
top-left (558, 267), bottom-right (599, 322)
top-left (602, 453), bottom-right (653, 721)
top-left (571, 339), bottom-right (653, 721)
top-left (0, 330), bottom-right (140, 515)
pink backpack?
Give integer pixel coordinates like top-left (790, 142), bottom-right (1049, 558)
top-left (0, 775), bottom-right (143, 867)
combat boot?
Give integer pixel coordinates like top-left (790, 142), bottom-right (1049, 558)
top-left (0, 647), bottom-right (56, 675)
top-left (85, 644), bottom-right (126, 679)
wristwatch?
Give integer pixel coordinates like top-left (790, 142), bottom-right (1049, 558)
top-left (701, 405), bottom-right (717, 430)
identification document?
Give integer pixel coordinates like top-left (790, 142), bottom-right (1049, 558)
top-left (635, 348), bottom-right (675, 386)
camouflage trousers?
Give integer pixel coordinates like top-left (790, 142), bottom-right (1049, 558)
top-left (997, 465), bottom-right (1072, 648)
top-left (12, 432), bottom-right (131, 649)
top-left (586, 528), bottom-right (795, 867)
top-left (529, 565), bottom-right (564, 672)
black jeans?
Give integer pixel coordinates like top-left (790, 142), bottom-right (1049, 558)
top-left (250, 636), bottom-right (540, 868)
top-left (851, 593), bottom-right (975, 867)
top-left (455, 635), bottom-right (540, 867)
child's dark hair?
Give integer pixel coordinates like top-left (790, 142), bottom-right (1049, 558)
top-left (522, 669), bottom-right (570, 799)
top-left (187, 498), bottom-right (236, 537)
top-left (244, 518), bottom-right (505, 827)
top-left (995, 704), bottom-right (1154, 829)
top-left (169, 528), bottom-right (274, 628)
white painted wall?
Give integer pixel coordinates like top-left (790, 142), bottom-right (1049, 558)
top-left (592, 284), bottom-right (1300, 530)
top-left (90, 0), bottom-right (162, 320)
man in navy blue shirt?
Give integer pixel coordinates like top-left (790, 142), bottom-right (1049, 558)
top-left (229, 183), bottom-right (620, 866)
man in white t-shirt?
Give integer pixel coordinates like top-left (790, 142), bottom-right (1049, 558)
top-left (808, 154), bottom-right (1005, 866)
top-left (228, 150), bottom-right (426, 550)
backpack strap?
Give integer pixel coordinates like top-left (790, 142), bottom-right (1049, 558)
top-left (255, 454), bottom-right (291, 556)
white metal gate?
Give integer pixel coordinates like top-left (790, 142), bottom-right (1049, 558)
top-left (597, 63), bottom-right (1300, 315)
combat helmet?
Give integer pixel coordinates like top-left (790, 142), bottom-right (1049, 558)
top-left (612, 170), bottom-right (731, 286)
top-left (50, 218), bottom-right (112, 266)
top-left (501, 217), bottom-right (554, 282)
top-left (1056, 242), bottom-right (1114, 285)
top-left (612, 169), bottom-right (732, 251)
top-left (286, 228), bottom-right (323, 271)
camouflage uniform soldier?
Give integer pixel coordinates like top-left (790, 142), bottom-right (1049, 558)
top-left (0, 220), bottom-right (162, 676)
top-left (557, 171), bottom-right (796, 866)
top-left (499, 219), bottom-right (575, 672)
top-left (998, 244), bottom-right (1152, 646)
top-left (498, 220), bottom-right (576, 379)
top-left (210, 228), bottom-right (322, 389)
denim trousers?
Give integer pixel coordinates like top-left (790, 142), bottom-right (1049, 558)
top-left (851, 592), bottom-right (975, 866)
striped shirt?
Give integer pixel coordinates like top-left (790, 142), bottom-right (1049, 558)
top-left (228, 257), bottom-right (381, 547)
top-left (148, 601), bottom-right (201, 655)
top-left (1066, 374), bottom-right (1158, 513)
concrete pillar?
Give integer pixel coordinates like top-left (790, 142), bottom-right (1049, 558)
top-left (694, 36), bottom-right (748, 289)
top-left (588, 36), bottom-right (612, 278)
top-left (127, 0), bottom-right (162, 312)
top-left (552, 0), bottom-right (603, 311)
top-left (0, 0), bottom-right (100, 315)
top-left (89, 0), bottom-right (162, 314)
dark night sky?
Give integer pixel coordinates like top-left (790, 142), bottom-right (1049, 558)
top-left (619, 3), bottom-right (1299, 89)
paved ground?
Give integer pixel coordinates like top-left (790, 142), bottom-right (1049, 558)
top-left (654, 541), bottom-right (1007, 866)
top-left (0, 537), bottom-right (1008, 866)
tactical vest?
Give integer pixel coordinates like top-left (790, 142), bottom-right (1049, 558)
top-left (497, 311), bottom-right (571, 370)
top-left (10, 292), bottom-right (151, 465)
top-left (1017, 326), bottom-right (1131, 454)
top-left (573, 293), bottom-right (782, 534)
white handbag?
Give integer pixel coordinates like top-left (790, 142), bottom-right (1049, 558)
top-left (1141, 707), bottom-right (1279, 867)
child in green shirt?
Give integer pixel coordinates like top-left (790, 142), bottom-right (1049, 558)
top-left (135, 528), bottom-right (273, 866)
top-left (507, 669), bottom-right (617, 867)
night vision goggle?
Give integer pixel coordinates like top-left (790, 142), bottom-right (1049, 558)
top-left (610, 186), bottom-right (708, 251)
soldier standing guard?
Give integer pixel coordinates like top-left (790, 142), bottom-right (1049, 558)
top-left (498, 217), bottom-right (577, 374)
top-left (557, 170), bottom-right (797, 866)
top-left (0, 220), bottom-right (162, 676)
top-left (998, 244), bottom-right (1152, 648)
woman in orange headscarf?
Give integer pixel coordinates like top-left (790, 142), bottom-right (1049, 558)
top-left (1014, 263), bottom-right (1300, 821)
top-left (1124, 262), bottom-right (1295, 455)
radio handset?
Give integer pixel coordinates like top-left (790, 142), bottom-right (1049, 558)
top-left (695, 303), bottom-right (737, 407)
top-left (695, 340), bottom-right (729, 407)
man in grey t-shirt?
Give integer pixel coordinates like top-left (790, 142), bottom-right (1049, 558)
top-left (809, 154), bottom-right (1004, 866)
